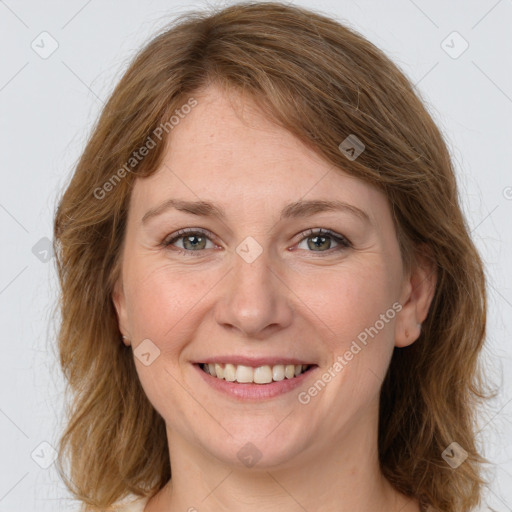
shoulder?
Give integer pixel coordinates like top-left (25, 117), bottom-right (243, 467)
top-left (112, 494), bottom-right (150, 512)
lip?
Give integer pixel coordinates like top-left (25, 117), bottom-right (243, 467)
top-left (193, 362), bottom-right (319, 401)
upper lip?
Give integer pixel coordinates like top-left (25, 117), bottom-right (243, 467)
top-left (193, 356), bottom-right (316, 367)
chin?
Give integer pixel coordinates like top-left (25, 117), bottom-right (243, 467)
top-left (198, 420), bottom-right (312, 471)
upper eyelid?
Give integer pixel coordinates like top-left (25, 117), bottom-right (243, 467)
top-left (299, 228), bottom-right (351, 244)
top-left (163, 227), bottom-right (217, 244)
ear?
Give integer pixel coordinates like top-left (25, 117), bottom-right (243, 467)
top-left (112, 278), bottom-right (131, 346)
top-left (395, 246), bottom-right (437, 348)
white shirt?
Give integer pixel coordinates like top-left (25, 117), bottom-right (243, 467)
top-left (112, 494), bottom-right (150, 511)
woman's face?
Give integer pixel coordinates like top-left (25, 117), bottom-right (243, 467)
top-left (113, 85), bottom-right (424, 470)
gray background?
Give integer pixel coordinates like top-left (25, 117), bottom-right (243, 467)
top-left (0, 0), bottom-right (511, 510)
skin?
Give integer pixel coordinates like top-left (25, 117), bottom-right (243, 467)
top-left (113, 84), bottom-right (437, 512)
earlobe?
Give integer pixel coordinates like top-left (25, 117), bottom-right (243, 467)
top-left (395, 248), bottom-right (437, 348)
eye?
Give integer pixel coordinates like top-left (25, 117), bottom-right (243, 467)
top-left (162, 228), bottom-right (217, 255)
top-left (296, 228), bottom-right (352, 253)
top-left (162, 227), bottom-right (352, 256)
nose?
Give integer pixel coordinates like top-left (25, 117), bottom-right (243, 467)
top-left (214, 247), bottom-right (293, 339)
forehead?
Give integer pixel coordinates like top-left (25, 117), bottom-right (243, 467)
top-left (130, 85), bottom-right (386, 224)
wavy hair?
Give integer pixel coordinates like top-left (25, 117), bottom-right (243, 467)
top-left (53, 2), bottom-right (492, 511)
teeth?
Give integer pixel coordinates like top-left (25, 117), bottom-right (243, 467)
top-left (254, 365), bottom-right (273, 384)
top-left (285, 364), bottom-right (295, 379)
top-left (214, 363), bottom-right (223, 379)
top-left (272, 365), bottom-right (285, 381)
top-left (201, 363), bottom-right (310, 383)
top-left (224, 363), bottom-right (236, 382)
top-left (236, 365), bottom-right (254, 383)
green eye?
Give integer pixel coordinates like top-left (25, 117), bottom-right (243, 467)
top-left (163, 227), bottom-right (352, 256)
top-left (297, 228), bottom-right (352, 252)
top-left (163, 228), bottom-right (217, 254)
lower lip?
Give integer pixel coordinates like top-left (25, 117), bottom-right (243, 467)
top-left (194, 364), bottom-right (318, 401)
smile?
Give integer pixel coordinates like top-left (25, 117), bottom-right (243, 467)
top-left (200, 362), bottom-right (313, 384)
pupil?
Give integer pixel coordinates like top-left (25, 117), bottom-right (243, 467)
top-left (184, 235), bottom-right (205, 250)
top-left (308, 235), bottom-right (330, 251)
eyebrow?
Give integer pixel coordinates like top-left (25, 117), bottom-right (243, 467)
top-left (141, 198), bottom-right (370, 224)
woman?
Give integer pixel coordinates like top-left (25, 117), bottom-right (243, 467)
top-left (53, 2), bottom-right (490, 511)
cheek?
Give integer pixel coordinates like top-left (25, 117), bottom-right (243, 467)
top-left (293, 258), bottom-right (400, 353)
top-left (123, 265), bottom-right (203, 427)
top-left (124, 262), bottom-right (201, 341)
top-left (298, 261), bottom-right (400, 427)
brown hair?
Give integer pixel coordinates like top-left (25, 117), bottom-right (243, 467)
top-left (53, 2), bottom-right (492, 511)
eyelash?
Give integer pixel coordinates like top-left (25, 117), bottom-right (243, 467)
top-left (162, 227), bottom-right (352, 257)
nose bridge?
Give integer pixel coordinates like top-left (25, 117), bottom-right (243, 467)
top-left (215, 241), bottom-right (292, 337)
